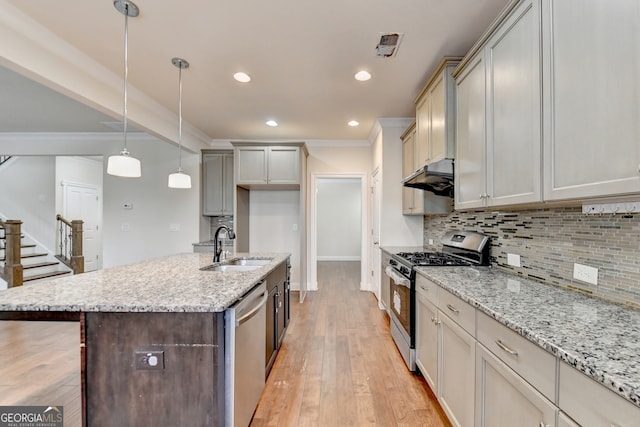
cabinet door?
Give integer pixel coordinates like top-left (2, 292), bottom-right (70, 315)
top-left (265, 286), bottom-right (277, 375)
top-left (276, 279), bottom-right (286, 347)
top-left (268, 147), bottom-right (299, 184)
top-left (237, 147), bottom-right (268, 184)
top-left (428, 73), bottom-right (447, 163)
top-left (487, 0), bottom-right (542, 206)
top-left (415, 92), bottom-right (431, 167)
top-left (203, 154), bottom-right (225, 215)
top-left (476, 344), bottom-right (557, 427)
top-left (455, 54), bottom-right (487, 209)
top-left (543, 0), bottom-right (640, 200)
top-left (402, 128), bottom-right (424, 215)
top-left (440, 312), bottom-right (475, 427)
top-left (415, 290), bottom-right (439, 394)
top-left (223, 154), bottom-right (234, 215)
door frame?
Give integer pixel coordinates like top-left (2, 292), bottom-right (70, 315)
top-left (309, 173), bottom-right (368, 292)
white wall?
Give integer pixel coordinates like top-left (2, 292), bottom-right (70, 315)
top-left (371, 119), bottom-right (423, 246)
top-left (102, 137), bottom-right (200, 267)
top-left (0, 156), bottom-right (56, 251)
top-left (249, 190), bottom-right (301, 286)
top-left (317, 179), bottom-right (361, 260)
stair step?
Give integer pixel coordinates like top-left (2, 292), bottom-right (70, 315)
top-left (21, 244), bottom-right (37, 249)
top-left (23, 271), bottom-right (70, 283)
top-left (21, 252), bottom-right (47, 259)
top-left (23, 261), bottom-right (60, 270)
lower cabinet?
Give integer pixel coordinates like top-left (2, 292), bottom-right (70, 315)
top-left (475, 344), bottom-right (557, 427)
top-left (558, 361), bottom-right (640, 427)
top-left (440, 313), bottom-right (476, 427)
top-left (265, 261), bottom-right (289, 377)
top-left (415, 278), bottom-right (439, 392)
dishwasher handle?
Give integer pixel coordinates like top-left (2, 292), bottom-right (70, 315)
top-left (236, 288), bottom-right (269, 327)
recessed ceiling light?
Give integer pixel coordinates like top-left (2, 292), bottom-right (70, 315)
top-left (266, 120), bottom-right (278, 127)
top-left (354, 70), bottom-right (372, 81)
top-left (233, 72), bottom-right (251, 83)
top-left (348, 120), bottom-right (359, 127)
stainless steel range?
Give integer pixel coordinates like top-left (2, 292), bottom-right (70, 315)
top-left (384, 230), bottom-right (490, 372)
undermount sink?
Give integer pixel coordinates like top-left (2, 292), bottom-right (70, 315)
top-left (201, 258), bottom-right (272, 272)
top-left (228, 258), bottom-right (271, 266)
top-left (208, 264), bottom-right (262, 272)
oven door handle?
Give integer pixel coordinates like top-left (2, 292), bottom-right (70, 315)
top-left (384, 266), bottom-right (411, 288)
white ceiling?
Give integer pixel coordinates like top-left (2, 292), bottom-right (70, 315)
top-left (1, 0), bottom-right (509, 142)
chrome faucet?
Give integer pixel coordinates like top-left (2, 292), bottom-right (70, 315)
top-left (213, 225), bottom-right (236, 263)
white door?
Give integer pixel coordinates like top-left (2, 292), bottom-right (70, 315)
top-left (63, 183), bottom-right (102, 272)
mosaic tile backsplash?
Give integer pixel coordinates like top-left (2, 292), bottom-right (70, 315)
top-left (423, 207), bottom-right (640, 308)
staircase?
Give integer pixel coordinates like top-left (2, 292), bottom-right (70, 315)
top-left (1, 220), bottom-right (72, 289)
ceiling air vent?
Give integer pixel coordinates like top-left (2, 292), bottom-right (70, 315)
top-left (376, 32), bottom-right (404, 58)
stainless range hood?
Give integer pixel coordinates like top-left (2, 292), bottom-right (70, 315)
top-left (402, 158), bottom-right (454, 197)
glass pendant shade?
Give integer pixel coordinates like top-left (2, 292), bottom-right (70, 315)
top-left (168, 170), bottom-right (192, 188)
top-left (107, 149), bottom-right (141, 177)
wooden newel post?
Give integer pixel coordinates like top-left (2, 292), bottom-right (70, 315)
top-left (71, 220), bottom-right (84, 275)
top-left (4, 220), bottom-right (24, 287)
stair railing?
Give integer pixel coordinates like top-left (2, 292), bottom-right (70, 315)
top-left (0, 219), bottom-right (24, 288)
top-left (55, 215), bottom-right (84, 275)
top-left (0, 155), bottom-right (12, 167)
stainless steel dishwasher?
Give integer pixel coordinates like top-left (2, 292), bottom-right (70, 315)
top-left (225, 282), bottom-right (268, 427)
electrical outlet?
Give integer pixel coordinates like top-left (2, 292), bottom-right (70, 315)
top-left (573, 263), bottom-right (598, 285)
top-left (507, 253), bottom-right (521, 267)
top-left (428, 239), bottom-right (434, 246)
top-left (135, 350), bottom-right (164, 370)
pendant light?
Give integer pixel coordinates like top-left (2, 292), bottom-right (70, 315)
top-left (168, 58), bottom-right (192, 189)
top-left (107, 0), bottom-right (142, 178)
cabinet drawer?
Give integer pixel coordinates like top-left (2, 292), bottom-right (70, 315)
top-left (416, 273), bottom-right (438, 305)
top-left (438, 288), bottom-right (475, 336)
top-left (477, 311), bottom-right (556, 401)
top-left (559, 362), bottom-right (640, 427)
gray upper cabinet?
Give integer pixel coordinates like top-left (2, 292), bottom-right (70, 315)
top-left (542, 0), bottom-right (640, 200)
top-left (235, 145), bottom-right (302, 188)
top-left (415, 58), bottom-right (460, 167)
top-left (455, 0), bottom-right (542, 209)
top-left (455, 53), bottom-right (487, 210)
top-left (202, 151), bottom-right (234, 216)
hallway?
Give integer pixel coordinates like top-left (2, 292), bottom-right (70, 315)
top-left (251, 261), bottom-right (451, 426)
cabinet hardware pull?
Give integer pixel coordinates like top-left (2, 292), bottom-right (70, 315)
top-left (496, 339), bottom-right (518, 356)
top-left (446, 304), bottom-right (459, 313)
top-left (431, 317), bottom-right (437, 323)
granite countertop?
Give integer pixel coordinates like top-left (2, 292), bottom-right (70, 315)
top-left (415, 265), bottom-right (640, 408)
top-left (0, 253), bottom-right (289, 313)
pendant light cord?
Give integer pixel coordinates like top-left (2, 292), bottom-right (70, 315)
top-left (122, 3), bottom-right (130, 154)
top-left (178, 64), bottom-right (183, 171)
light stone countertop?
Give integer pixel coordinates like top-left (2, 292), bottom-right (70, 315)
top-left (415, 265), bottom-right (640, 408)
top-left (0, 253), bottom-right (289, 313)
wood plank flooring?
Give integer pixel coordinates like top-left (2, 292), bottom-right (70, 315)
top-left (0, 261), bottom-right (450, 426)
top-left (0, 320), bottom-right (81, 427)
top-left (251, 261), bottom-right (451, 427)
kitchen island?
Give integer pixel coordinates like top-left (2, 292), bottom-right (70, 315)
top-left (0, 252), bottom-right (290, 427)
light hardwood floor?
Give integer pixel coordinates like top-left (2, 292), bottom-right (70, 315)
top-left (251, 261), bottom-right (451, 427)
top-left (0, 261), bottom-right (450, 427)
top-left (0, 320), bottom-right (81, 427)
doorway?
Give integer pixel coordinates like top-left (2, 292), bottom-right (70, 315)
top-left (62, 182), bottom-right (102, 272)
top-left (309, 174), bottom-right (367, 292)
